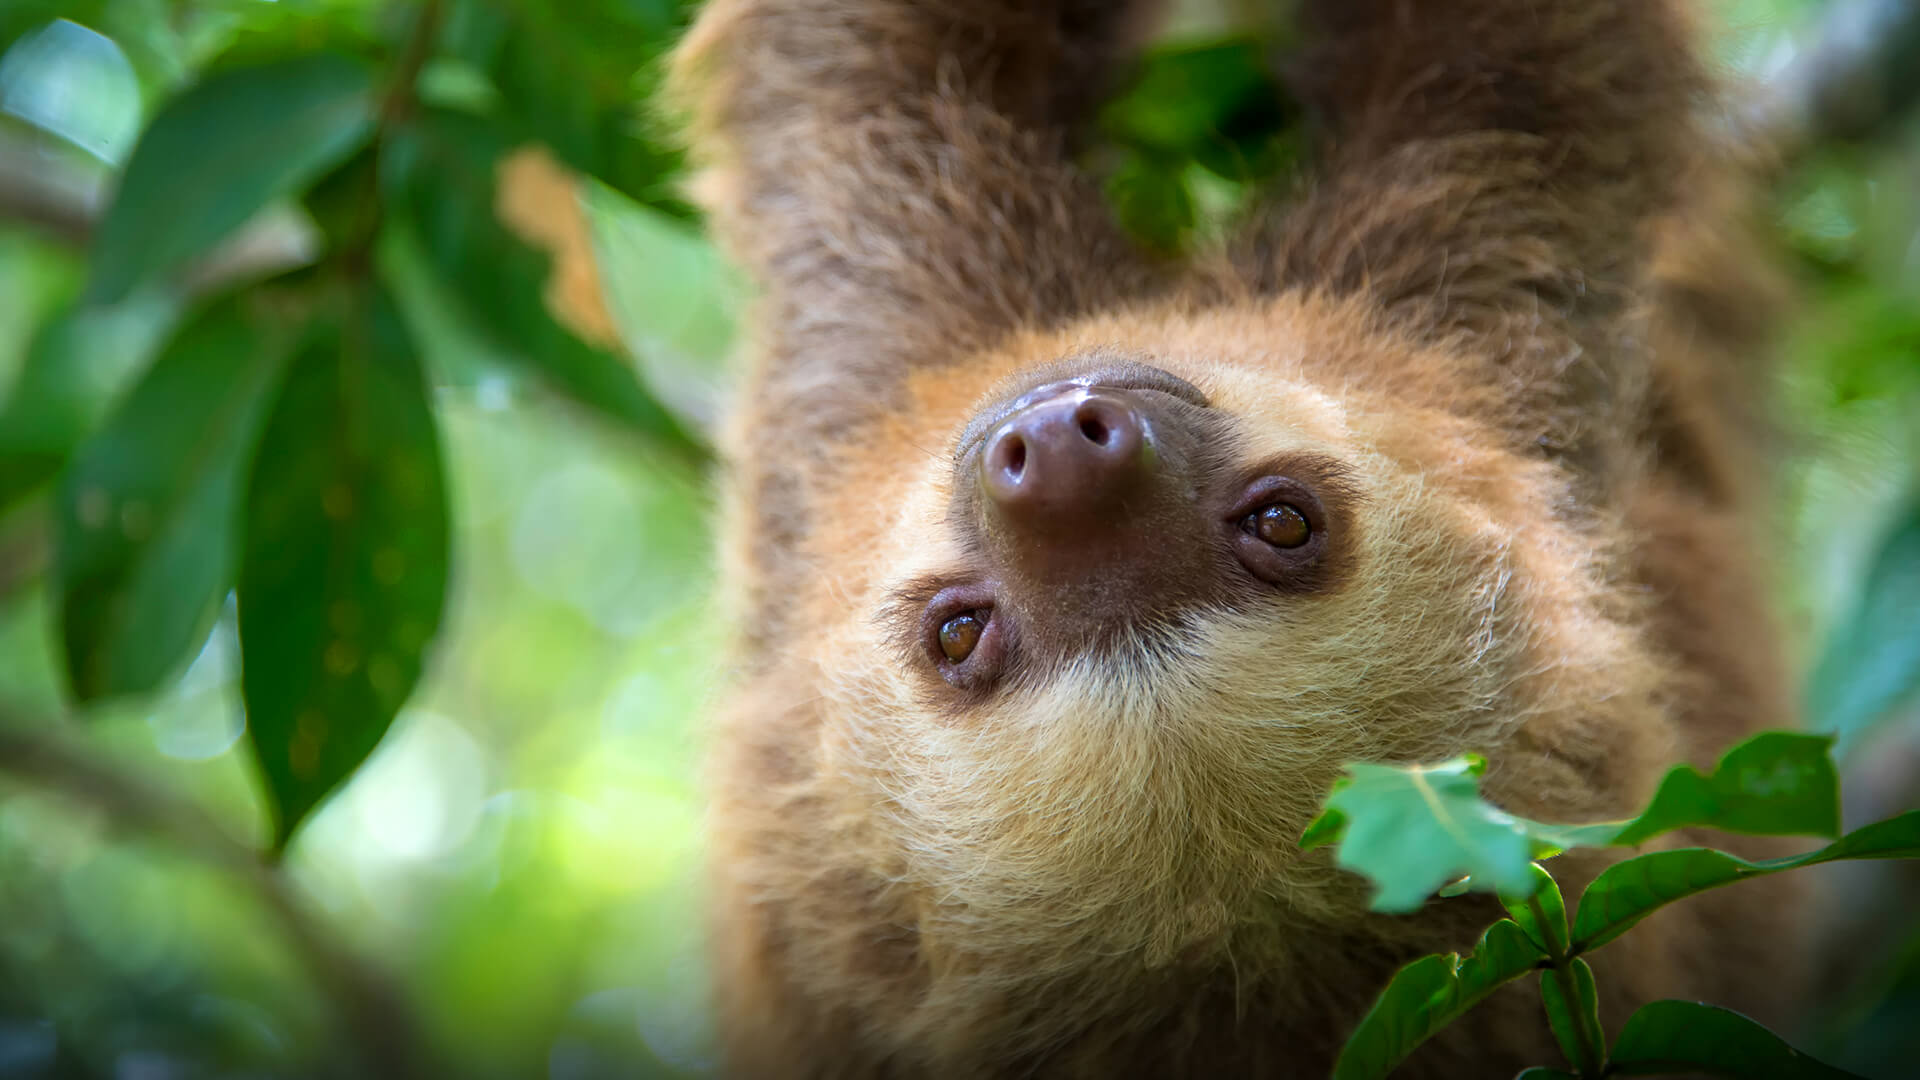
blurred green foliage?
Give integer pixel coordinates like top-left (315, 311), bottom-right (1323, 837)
top-left (0, 1), bottom-right (1913, 1078)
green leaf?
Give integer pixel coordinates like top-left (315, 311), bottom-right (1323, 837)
top-left (1104, 148), bottom-right (1195, 254)
top-left (56, 296), bottom-right (287, 701)
top-left (1304, 732), bottom-right (1854, 913)
top-left (1538, 958), bottom-right (1604, 1076)
top-left (1571, 810), bottom-right (1920, 953)
top-left (1608, 1000), bottom-right (1865, 1077)
top-left (1501, 864), bottom-right (1570, 957)
top-left (1807, 503), bottom-right (1920, 754)
top-left (238, 284), bottom-right (448, 849)
top-left (90, 53), bottom-right (375, 303)
top-left (1101, 38), bottom-right (1279, 155)
top-left (449, 0), bottom-right (687, 203)
top-left (0, 295), bottom-right (179, 514)
top-left (581, 180), bottom-right (738, 426)
top-left (1609, 732), bottom-right (1841, 846)
top-left (385, 108), bottom-right (702, 454)
top-left (1331, 920), bottom-right (1546, 1080)
top-left (1303, 755), bottom-right (1542, 912)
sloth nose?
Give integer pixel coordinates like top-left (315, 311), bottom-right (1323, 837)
top-left (980, 391), bottom-right (1149, 526)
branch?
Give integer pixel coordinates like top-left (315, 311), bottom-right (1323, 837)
top-left (0, 718), bottom-right (436, 1077)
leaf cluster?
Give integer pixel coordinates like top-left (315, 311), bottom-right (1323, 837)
top-left (0, 0), bottom-right (711, 850)
top-left (1310, 732), bottom-right (1920, 1078)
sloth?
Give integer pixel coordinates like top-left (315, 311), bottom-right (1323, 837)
top-left (670, 0), bottom-right (1807, 1075)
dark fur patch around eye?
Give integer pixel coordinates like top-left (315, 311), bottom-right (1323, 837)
top-left (1223, 452), bottom-right (1364, 596)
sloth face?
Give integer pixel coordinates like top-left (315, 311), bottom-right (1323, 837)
top-left (787, 300), bottom-right (1666, 936)
top-left (905, 355), bottom-right (1361, 697)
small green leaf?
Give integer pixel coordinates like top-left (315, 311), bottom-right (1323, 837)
top-left (238, 284), bottom-right (448, 849)
top-left (56, 297), bottom-right (287, 701)
top-left (1501, 864), bottom-right (1569, 957)
top-left (386, 108), bottom-right (702, 454)
top-left (1539, 958), bottom-right (1604, 1076)
top-left (1332, 920), bottom-right (1546, 1080)
top-left (1608, 1000), bottom-right (1865, 1077)
top-left (1807, 503), bottom-right (1920, 755)
top-left (90, 53), bottom-right (375, 302)
top-left (1305, 754), bottom-right (1541, 912)
top-left (1571, 810), bottom-right (1920, 953)
top-left (1610, 732), bottom-right (1841, 846)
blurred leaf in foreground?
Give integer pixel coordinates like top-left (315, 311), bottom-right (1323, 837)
top-left (89, 53), bottom-right (375, 303)
top-left (0, 295), bottom-right (179, 514)
top-left (238, 284), bottom-right (448, 849)
top-left (56, 295), bottom-right (286, 701)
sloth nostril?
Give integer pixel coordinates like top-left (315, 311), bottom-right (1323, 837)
top-left (1005, 437), bottom-right (1027, 478)
top-left (1078, 416), bottom-right (1110, 446)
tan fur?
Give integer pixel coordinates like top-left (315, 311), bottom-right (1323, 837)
top-left (673, 1), bottom-right (1808, 1075)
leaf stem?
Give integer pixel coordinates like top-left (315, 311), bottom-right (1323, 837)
top-left (342, 0), bottom-right (446, 274)
top-left (1530, 894), bottom-right (1607, 1079)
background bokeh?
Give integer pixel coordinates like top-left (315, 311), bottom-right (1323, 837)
top-left (0, 1), bottom-right (1916, 1077)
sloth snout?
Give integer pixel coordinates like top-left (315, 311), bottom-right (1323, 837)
top-left (980, 390), bottom-right (1151, 527)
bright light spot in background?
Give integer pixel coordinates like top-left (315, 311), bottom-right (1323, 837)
top-left (513, 463), bottom-right (644, 624)
top-left (342, 710), bottom-right (490, 862)
top-left (0, 20), bottom-right (141, 164)
top-left (604, 670), bottom-right (675, 741)
top-left (512, 462), bottom-right (711, 637)
top-left (632, 946), bottom-right (718, 1075)
top-left (148, 621), bottom-right (245, 761)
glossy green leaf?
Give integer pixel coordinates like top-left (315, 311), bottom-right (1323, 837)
top-left (1539, 958), bottom-right (1604, 1076)
top-left (1331, 919), bottom-right (1546, 1080)
top-left (385, 108), bottom-right (702, 455)
top-left (1304, 732), bottom-right (1857, 913)
top-left (1608, 1000), bottom-right (1865, 1077)
top-left (238, 284), bottom-right (448, 849)
top-left (90, 53), bottom-right (375, 302)
top-left (56, 297), bottom-right (286, 701)
top-left (1571, 810), bottom-right (1920, 953)
top-left (1609, 732), bottom-right (1841, 846)
top-left (1303, 755), bottom-right (1544, 912)
top-left (1806, 503), bottom-right (1920, 755)
top-left (1501, 864), bottom-right (1570, 958)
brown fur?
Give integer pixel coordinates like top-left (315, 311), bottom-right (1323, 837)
top-left (671, 1), bottom-right (1809, 1075)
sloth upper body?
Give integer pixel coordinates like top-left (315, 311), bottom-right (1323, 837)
top-left (672, 0), bottom-right (1806, 1075)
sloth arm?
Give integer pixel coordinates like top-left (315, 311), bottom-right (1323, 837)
top-left (671, 0), bottom-right (1172, 374)
top-left (1266, 0), bottom-right (1704, 479)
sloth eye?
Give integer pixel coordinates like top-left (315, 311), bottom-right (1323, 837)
top-left (938, 612), bottom-right (987, 663)
top-left (1242, 503), bottom-right (1311, 549)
